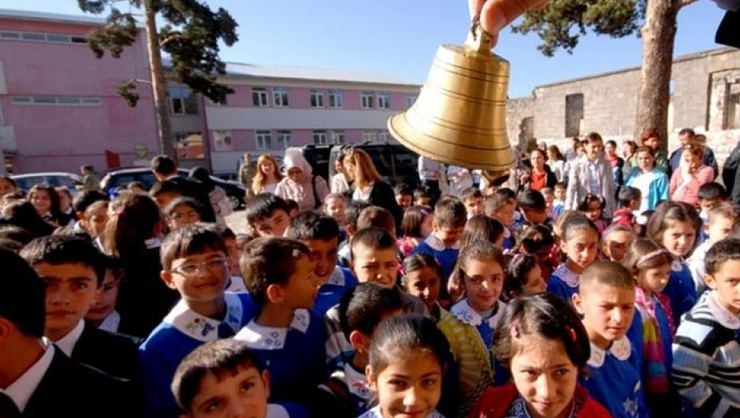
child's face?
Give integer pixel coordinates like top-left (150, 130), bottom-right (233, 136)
top-left (433, 222), bottom-right (464, 247)
top-left (522, 208), bottom-right (548, 225)
top-left (251, 210), bottom-right (290, 238)
top-left (396, 193), bottom-right (413, 211)
top-left (461, 258), bottom-right (505, 312)
top-left (643, 137), bottom-right (659, 151)
top-left (415, 196), bottom-right (431, 207)
top-left (573, 283), bottom-right (635, 349)
top-left (420, 216), bottom-right (433, 238)
top-left (404, 266), bottom-right (441, 313)
top-left (325, 197), bottom-right (346, 224)
top-left (154, 191), bottom-right (181, 210)
top-left (86, 205), bottom-right (109, 238)
top-left (636, 151), bottom-right (655, 171)
top-left (277, 255), bottom-right (320, 310)
top-left (185, 366), bottom-right (270, 418)
top-left (522, 264), bottom-right (546, 296)
top-left (0, 179), bottom-right (16, 196)
top-left (510, 334), bottom-right (578, 418)
top-left (492, 202), bottom-right (516, 228)
top-left (34, 262), bottom-right (99, 340)
top-left (57, 192), bottom-right (71, 212)
top-left (659, 221), bottom-right (696, 258)
top-left (542, 192), bottom-right (554, 207)
top-left (352, 245), bottom-right (399, 288)
top-left (583, 201), bottom-right (602, 222)
top-left (86, 269), bottom-right (120, 324)
top-left (629, 198), bottom-right (641, 211)
top-left (30, 190), bottom-right (52, 214)
top-left (554, 187), bottom-right (565, 202)
top-left (367, 349), bottom-right (442, 418)
top-left (163, 250), bottom-right (229, 304)
top-left (584, 140), bottom-right (603, 161)
top-left (638, 263), bottom-right (671, 295)
top-left (305, 238), bottom-right (339, 284)
top-left (707, 215), bottom-right (734, 244)
top-left (464, 197), bottom-right (484, 218)
top-left (698, 198), bottom-right (721, 214)
top-left (168, 204), bottom-right (201, 230)
top-left (704, 259), bottom-right (740, 315)
top-left (562, 229), bottom-right (599, 271)
top-left (602, 230), bottom-right (634, 262)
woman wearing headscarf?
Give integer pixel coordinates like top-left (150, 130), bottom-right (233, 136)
top-left (274, 147), bottom-right (330, 211)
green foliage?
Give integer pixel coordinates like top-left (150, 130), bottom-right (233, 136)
top-left (78, 0), bottom-right (237, 105)
top-left (512, 0), bottom-right (646, 56)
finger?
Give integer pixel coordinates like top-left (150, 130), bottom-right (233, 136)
top-left (468, 0), bottom-right (486, 19)
top-left (479, 0), bottom-right (550, 35)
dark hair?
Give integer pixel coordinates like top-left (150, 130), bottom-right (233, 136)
top-left (339, 282), bottom-right (404, 339)
top-left (357, 206), bottom-right (396, 235)
top-left (518, 190), bottom-right (546, 211)
top-left (605, 140), bottom-right (617, 148)
top-left (561, 216), bottom-right (600, 243)
top-left (413, 187), bottom-right (432, 200)
top-left (0, 249), bottom-right (46, 337)
top-left (554, 181), bottom-right (567, 190)
top-left (678, 127), bottom-right (695, 137)
top-left (494, 293), bottom-right (590, 370)
top-left (127, 181), bottom-right (147, 191)
top-left (457, 240), bottom-right (506, 280)
top-left (394, 183), bottom-right (413, 196)
top-left (149, 179), bottom-right (185, 198)
top-left (698, 182), bottom-right (728, 201)
top-left (160, 223), bottom-right (227, 270)
top-left (285, 199), bottom-right (299, 214)
top-left (103, 193), bottom-right (162, 259)
top-left (705, 238), bottom-right (740, 276)
top-left (577, 194), bottom-right (605, 212)
top-left (188, 166), bottom-right (215, 192)
top-left (368, 314), bottom-right (449, 374)
top-left (286, 211), bottom-right (340, 242)
top-left (517, 224), bottom-right (555, 254)
top-left (0, 225), bottom-right (34, 245)
top-left (580, 260), bottom-right (635, 291)
top-left (401, 253), bottom-right (442, 286)
top-left (0, 175), bottom-right (17, 189)
top-left (164, 196), bottom-right (204, 220)
top-left (485, 188), bottom-right (516, 213)
top-left (646, 202), bottom-right (700, 249)
top-left (400, 205), bottom-right (432, 239)
top-left (20, 235), bottom-right (107, 286)
top-left (244, 193), bottom-right (290, 224)
top-left (583, 132), bottom-right (603, 143)
top-left (707, 201), bottom-right (739, 224)
top-left (460, 187), bottom-right (483, 202)
top-left (171, 339), bottom-right (263, 413)
top-left (461, 215), bottom-right (504, 246)
top-left (623, 238), bottom-right (673, 274)
top-left (239, 237), bottom-right (310, 305)
top-left (617, 186), bottom-right (642, 208)
top-left (345, 200), bottom-right (372, 231)
top-left (0, 238), bottom-right (23, 253)
top-left (72, 190), bottom-right (109, 214)
top-left (0, 201), bottom-right (56, 238)
top-left (151, 154), bottom-right (177, 175)
top-left (350, 227), bottom-right (396, 259)
top-left (27, 184), bottom-right (63, 220)
top-left (504, 254), bottom-right (539, 301)
top-left (214, 224), bottom-right (236, 241)
top-left (433, 197), bottom-right (467, 228)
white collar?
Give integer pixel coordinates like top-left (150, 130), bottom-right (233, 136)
top-left (266, 404), bottom-right (290, 418)
top-left (706, 290), bottom-right (740, 330)
top-left (553, 264), bottom-right (580, 288)
top-left (3, 341), bottom-right (54, 413)
top-left (163, 293), bottom-right (245, 342)
top-left (98, 311), bottom-right (121, 333)
top-left (53, 319), bottom-right (86, 356)
top-left (326, 266), bottom-right (346, 287)
top-left (424, 234), bottom-right (458, 251)
top-left (343, 363), bottom-right (373, 400)
top-left (587, 336), bottom-right (632, 367)
top-left (451, 299), bottom-right (505, 328)
top-left (235, 309), bottom-right (311, 350)
top-left (226, 275), bottom-right (248, 293)
top-left (670, 259), bottom-right (685, 272)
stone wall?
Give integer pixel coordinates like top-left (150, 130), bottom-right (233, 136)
top-left (505, 97), bottom-right (534, 150)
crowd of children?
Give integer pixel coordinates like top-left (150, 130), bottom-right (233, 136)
top-left (0, 142), bottom-right (739, 418)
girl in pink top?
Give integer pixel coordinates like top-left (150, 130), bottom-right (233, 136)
top-left (669, 143), bottom-right (714, 207)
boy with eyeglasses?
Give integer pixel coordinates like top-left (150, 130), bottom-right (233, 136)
top-left (138, 224), bottom-right (257, 418)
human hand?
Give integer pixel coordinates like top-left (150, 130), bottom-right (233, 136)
top-left (468, 0), bottom-right (551, 47)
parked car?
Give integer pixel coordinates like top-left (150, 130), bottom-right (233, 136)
top-left (300, 142), bottom-right (420, 188)
top-left (100, 167), bottom-right (246, 210)
top-left (10, 172), bottom-right (83, 195)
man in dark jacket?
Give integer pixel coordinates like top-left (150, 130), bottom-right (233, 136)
top-left (150, 155), bottom-right (216, 223)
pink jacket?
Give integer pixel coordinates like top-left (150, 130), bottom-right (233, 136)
top-left (669, 165), bottom-right (713, 206)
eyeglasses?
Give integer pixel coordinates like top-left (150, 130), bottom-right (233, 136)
top-left (171, 258), bottom-right (229, 277)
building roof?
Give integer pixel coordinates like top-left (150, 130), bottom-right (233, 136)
top-left (223, 62), bottom-right (419, 87)
top-left (0, 8), bottom-right (107, 26)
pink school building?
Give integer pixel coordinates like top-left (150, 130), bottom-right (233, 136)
top-left (1, 8), bottom-right (421, 176)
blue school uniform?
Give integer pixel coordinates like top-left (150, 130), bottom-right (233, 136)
top-left (663, 259), bottom-right (698, 325)
top-left (234, 309), bottom-right (327, 405)
top-left (412, 235), bottom-right (459, 283)
top-left (139, 292), bottom-right (256, 418)
top-left (267, 403), bottom-right (310, 418)
top-left (312, 266), bottom-right (357, 317)
top-left (546, 264), bottom-right (580, 303)
top-left (581, 337), bottom-right (649, 418)
top-left (502, 227), bottom-right (516, 251)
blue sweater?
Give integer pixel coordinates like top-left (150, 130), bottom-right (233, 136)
top-left (546, 264), bottom-right (580, 303)
top-left (312, 266), bottom-right (357, 317)
top-left (663, 260), bottom-right (698, 325)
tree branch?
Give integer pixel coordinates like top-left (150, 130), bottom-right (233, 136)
top-left (159, 33), bottom-right (184, 48)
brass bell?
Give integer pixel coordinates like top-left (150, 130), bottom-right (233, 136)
top-left (388, 21), bottom-right (516, 185)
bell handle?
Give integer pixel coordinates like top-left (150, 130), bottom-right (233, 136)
top-left (465, 15), bottom-right (493, 53)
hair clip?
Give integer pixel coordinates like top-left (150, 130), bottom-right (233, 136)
top-left (566, 326), bottom-right (577, 342)
top-left (637, 249), bottom-right (670, 266)
top-left (510, 322), bottom-right (520, 339)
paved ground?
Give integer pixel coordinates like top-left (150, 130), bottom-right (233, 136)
top-left (225, 210), bottom-right (248, 235)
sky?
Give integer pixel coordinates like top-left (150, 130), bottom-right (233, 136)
top-left (0, 0), bottom-right (729, 98)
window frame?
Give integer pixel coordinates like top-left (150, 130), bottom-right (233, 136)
top-left (252, 88), bottom-right (269, 107)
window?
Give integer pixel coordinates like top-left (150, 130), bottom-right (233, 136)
top-left (46, 34), bottom-right (71, 43)
top-left (21, 32), bottom-right (45, 41)
top-left (273, 87), bottom-right (289, 107)
top-left (277, 131), bottom-right (292, 149)
top-left (252, 88), bottom-right (268, 107)
top-left (377, 93), bottom-right (390, 109)
top-left (564, 93), bottom-right (584, 137)
top-left (330, 130), bottom-right (345, 145)
top-left (310, 90), bottom-right (324, 108)
top-left (329, 90), bottom-right (343, 108)
top-left (169, 86), bottom-right (198, 115)
top-left (212, 130), bottom-right (233, 151)
top-left (362, 131), bottom-right (377, 142)
top-left (255, 131), bottom-right (272, 150)
top-left (0, 31), bottom-right (86, 44)
top-left (313, 130), bottom-right (328, 145)
top-left (174, 132), bottom-right (205, 160)
top-left (405, 94), bottom-right (417, 108)
top-left (361, 92), bottom-right (374, 109)
top-left (9, 96), bottom-right (101, 106)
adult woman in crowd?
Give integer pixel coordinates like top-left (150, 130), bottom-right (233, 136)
top-left (604, 139), bottom-right (625, 188)
top-left (275, 147), bottom-right (329, 211)
top-left (546, 144), bottom-right (566, 181)
top-left (251, 153), bottom-right (283, 195)
top-left (344, 147), bottom-right (402, 227)
top-left (622, 140), bottom-right (639, 174)
top-left (669, 142), bottom-right (714, 207)
top-left (188, 166), bottom-right (232, 225)
top-left (330, 150), bottom-right (351, 195)
top-left (521, 148), bottom-right (557, 192)
top-left (625, 146), bottom-right (669, 217)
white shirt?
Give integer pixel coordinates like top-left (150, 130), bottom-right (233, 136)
top-left (3, 341), bottom-right (55, 413)
top-left (53, 319), bottom-right (85, 356)
top-left (629, 170), bottom-right (656, 216)
top-left (98, 311), bottom-right (121, 333)
top-left (586, 159), bottom-right (602, 194)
